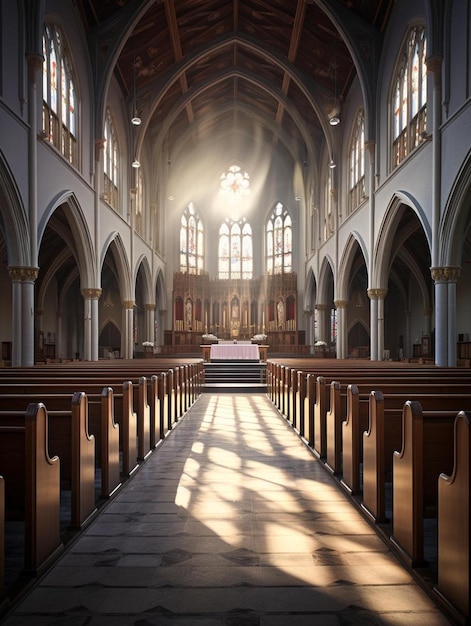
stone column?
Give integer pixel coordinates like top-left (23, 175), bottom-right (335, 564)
top-left (122, 300), bottom-right (135, 359)
top-left (368, 288), bottom-right (387, 360)
top-left (315, 303), bottom-right (329, 345)
top-left (145, 303), bottom-right (156, 346)
top-left (334, 300), bottom-right (348, 359)
top-left (159, 309), bottom-right (166, 347)
top-left (9, 266), bottom-right (38, 366)
top-left (81, 288), bottom-right (101, 361)
top-left (431, 266), bottom-right (460, 366)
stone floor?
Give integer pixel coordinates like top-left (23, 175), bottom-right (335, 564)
top-left (1, 393), bottom-right (453, 625)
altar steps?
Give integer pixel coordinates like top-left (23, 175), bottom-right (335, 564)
top-left (203, 361), bottom-right (267, 393)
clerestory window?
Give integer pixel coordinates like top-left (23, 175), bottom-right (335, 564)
top-left (42, 24), bottom-right (78, 167)
top-left (392, 25), bottom-right (427, 168)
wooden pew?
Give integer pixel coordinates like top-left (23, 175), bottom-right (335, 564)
top-left (391, 401), bottom-right (456, 568)
top-left (0, 392), bottom-right (96, 530)
top-left (92, 387), bottom-right (120, 499)
top-left (435, 411), bottom-right (470, 622)
top-left (0, 382), bottom-right (138, 480)
top-left (360, 390), bottom-right (471, 525)
top-left (0, 403), bottom-right (62, 575)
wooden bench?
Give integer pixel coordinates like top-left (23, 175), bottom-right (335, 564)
top-left (360, 390), bottom-right (471, 526)
top-left (435, 411), bottom-right (470, 622)
top-left (0, 392), bottom-right (96, 530)
top-left (391, 401), bottom-right (456, 568)
top-left (0, 403), bottom-right (62, 576)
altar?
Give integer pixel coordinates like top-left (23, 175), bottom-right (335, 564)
top-left (201, 342), bottom-right (267, 362)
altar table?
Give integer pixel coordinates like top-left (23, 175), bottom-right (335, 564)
top-left (209, 343), bottom-right (260, 361)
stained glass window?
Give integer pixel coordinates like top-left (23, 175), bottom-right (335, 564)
top-left (266, 203), bottom-right (292, 274)
top-left (218, 219), bottom-right (252, 279)
top-left (103, 110), bottom-right (119, 210)
top-left (392, 26), bottom-right (427, 168)
top-left (180, 203), bottom-right (204, 274)
top-left (42, 24), bottom-right (78, 166)
top-left (348, 110), bottom-right (365, 213)
top-left (219, 164), bottom-right (250, 200)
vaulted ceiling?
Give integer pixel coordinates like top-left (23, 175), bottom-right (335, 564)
top-left (77, 0), bottom-right (394, 170)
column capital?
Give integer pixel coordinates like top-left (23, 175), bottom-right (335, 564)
top-left (431, 266), bottom-right (460, 282)
top-left (426, 55), bottom-right (442, 80)
top-left (123, 300), bottom-right (135, 310)
top-left (8, 266), bottom-right (39, 282)
top-left (145, 303), bottom-right (156, 311)
top-left (367, 288), bottom-right (387, 300)
top-left (315, 303), bottom-right (329, 311)
top-left (81, 288), bottom-right (102, 300)
top-left (95, 138), bottom-right (106, 162)
top-left (334, 300), bottom-right (348, 309)
top-left (364, 140), bottom-right (376, 157)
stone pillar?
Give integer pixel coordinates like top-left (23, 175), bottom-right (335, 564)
top-left (432, 266), bottom-right (460, 366)
top-left (159, 309), bottom-right (166, 346)
top-left (9, 266), bottom-right (38, 366)
top-left (334, 300), bottom-right (348, 359)
top-left (367, 288), bottom-right (387, 360)
top-left (315, 303), bottom-right (329, 345)
top-left (145, 303), bottom-right (156, 345)
top-left (122, 300), bottom-right (135, 359)
top-left (81, 288), bottom-right (101, 361)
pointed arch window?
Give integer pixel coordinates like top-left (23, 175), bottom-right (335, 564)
top-left (218, 219), bottom-right (253, 279)
top-left (103, 109), bottom-right (119, 210)
top-left (392, 25), bottom-right (427, 168)
top-left (134, 169), bottom-right (144, 237)
top-left (348, 110), bottom-right (366, 213)
top-left (180, 203), bottom-right (204, 274)
top-left (266, 202), bottom-right (292, 274)
top-left (42, 24), bottom-right (78, 166)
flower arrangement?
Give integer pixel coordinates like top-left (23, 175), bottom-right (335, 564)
top-left (142, 341), bottom-right (154, 347)
top-left (314, 340), bottom-right (327, 347)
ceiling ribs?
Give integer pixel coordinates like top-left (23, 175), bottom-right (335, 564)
top-left (273, 0), bottom-right (308, 145)
top-left (164, 0), bottom-right (195, 137)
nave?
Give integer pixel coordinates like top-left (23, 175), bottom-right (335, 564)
top-left (1, 393), bottom-right (452, 625)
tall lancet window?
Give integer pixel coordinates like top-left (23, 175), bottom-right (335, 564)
top-left (218, 219), bottom-right (253, 279)
top-left (348, 110), bottom-right (365, 213)
top-left (392, 25), bottom-right (427, 168)
top-left (103, 109), bottom-right (119, 210)
top-left (180, 203), bottom-right (204, 274)
top-left (42, 23), bottom-right (78, 166)
top-left (266, 202), bottom-right (292, 274)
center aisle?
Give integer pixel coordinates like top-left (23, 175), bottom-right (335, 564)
top-left (3, 393), bottom-right (451, 625)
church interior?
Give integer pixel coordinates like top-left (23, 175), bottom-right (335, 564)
top-left (0, 0), bottom-right (471, 624)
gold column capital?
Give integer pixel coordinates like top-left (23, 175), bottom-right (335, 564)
top-left (367, 288), bottom-right (387, 300)
top-left (145, 303), bottom-right (156, 311)
top-left (8, 266), bottom-right (39, 281)
top-left (431, 266), bottom-right (460, 282)
top-left (122, 300), bottom-right (135, 309)
top-left (81, 288), bottom-right (102, 300)
top-left (315, 303), bottom-right (329, 312)
top-left (334, 300), bottom-right (348, 309)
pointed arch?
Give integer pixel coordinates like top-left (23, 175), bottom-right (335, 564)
top-left (374, 191), bottom-right (431, 288)
top-left (101, 233), bottom-right (133, 303)
top-left (39, 191), bottom-right (96, 287)
top-left (0, 153), bottom-right (29, 266)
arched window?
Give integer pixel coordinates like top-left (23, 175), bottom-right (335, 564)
top-left (103, 110), bottom-right (119, 210)
top-left (42, 24), bottom-right (78, 166)
top-left (348, 110), bottom-right (365, 213)
top-left (218, 219), bottom-right (253, 279)
top-left (180, 203), bottom-right (204, 274)
top-left (134, 169), bottom-right (144, 237)
top-left (266, 202), bottom-right (292, 274)
top-left (392, 25), bottom-right (427, 168)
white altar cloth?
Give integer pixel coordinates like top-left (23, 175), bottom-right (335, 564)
top-left (209, 343), bottom-right (259, 360)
